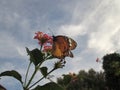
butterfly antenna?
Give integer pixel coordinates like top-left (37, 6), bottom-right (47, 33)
top-left (48, 27), bottom-right (54, 36)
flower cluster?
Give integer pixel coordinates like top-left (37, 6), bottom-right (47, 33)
top-left (43, 46), bottom-right (53, 52)
top-left (34, 31), bottom-right (53, 52)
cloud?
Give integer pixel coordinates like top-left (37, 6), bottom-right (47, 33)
top-left (56, 0), bottom-right (116, 38)
top-left (57, 24), bottom-right (86, 37)
top-left (88, 27), bottom-right (120, 53)
top-left (87, 0), bottom-right (120, 54)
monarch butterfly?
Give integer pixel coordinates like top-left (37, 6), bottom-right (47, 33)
top-left (52, 35), bottom-right (77, 59)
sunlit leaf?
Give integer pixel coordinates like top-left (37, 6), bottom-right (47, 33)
top-left (0, 70), bottom-right (23, 84)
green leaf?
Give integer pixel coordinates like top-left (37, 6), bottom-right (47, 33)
top-left (0, 70), bottom-right (23, 84)
top-left (26, 48), bottom-right (44, 66)
top-left (32, 82), bottom-right (65, 90)
top-left (40, 67), bottom-right (48, 77)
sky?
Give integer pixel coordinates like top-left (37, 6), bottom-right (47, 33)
top-left (0, 0), bottom-right (120, 90)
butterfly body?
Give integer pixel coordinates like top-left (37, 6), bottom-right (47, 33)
top-left (52, 35), bottom-right (77, 59)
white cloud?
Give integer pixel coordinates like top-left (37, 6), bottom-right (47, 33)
top-left (16, 46), bottom-right (27, 57)
top-left (56, 0), bottom-right (117, 38)
top-left (58, 24), bottom-right (86, 37)
top-left (88, 11), bottom-right (120, 54)
top-left (82, 0), bottom-right (120, 54)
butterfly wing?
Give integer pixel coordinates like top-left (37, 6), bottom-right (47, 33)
top-left (52, 41), bottom-right (63, 58)
top-left (68, 37), bottom-right (77, 50)
top-left (52, 36), bottom-right (69, 59)
top-left (52, 35), bottom-right (77, 59)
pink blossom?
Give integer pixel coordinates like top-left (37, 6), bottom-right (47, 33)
top-left (43, 45), bottom-right (52, 52)
top-left (96, 57), bottom-right (100, 62)
top-left (34, 31), bottom-right (53, 46)
top-left (34, 31), bottom-right (53, 53)
top-left (34, 31), bottom-right (43, 40)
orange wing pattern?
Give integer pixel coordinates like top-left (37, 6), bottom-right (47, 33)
top-left (52, 35), bottom-right (77, 59)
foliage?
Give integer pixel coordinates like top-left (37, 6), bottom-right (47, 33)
top-left (0, 32), bottom-right (66, 90)
top-left (57, 68), bottom-right (105, 90)
top-left (103, 52), bottom-right (120, 90)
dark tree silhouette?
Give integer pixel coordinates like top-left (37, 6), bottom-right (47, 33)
top-left (57, 68), bottom-right (105, 90)
top-left (103, 52), bottom-right (120, 90)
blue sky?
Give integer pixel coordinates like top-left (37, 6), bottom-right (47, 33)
top-left (0, 0), bottom-right (120, 90)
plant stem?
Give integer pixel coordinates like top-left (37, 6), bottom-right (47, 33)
top-left (40, 44), bottom-right (43, 51)
top-left (24, 62), bottom-right (31, 86)
top-left (28, 68), bottom-right (56, 89)
top-left (25, 66), bottom-right (38, 88)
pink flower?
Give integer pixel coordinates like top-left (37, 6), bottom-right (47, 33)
top-left (34, 31), bottom-right (53, 53)
top-left (34, 31), bottom-right (43, 40)
top-left (43, 45), bottom-right (52, 52)
top-left (43, 34), bottom-right (53, 44)
top-left (96, 57), bottom-right (100, 62)
top-left (34, 31), bottom-right (53, 45)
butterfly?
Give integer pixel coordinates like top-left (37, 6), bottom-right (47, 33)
top-left (51, 35), bottom-right (77, 59)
